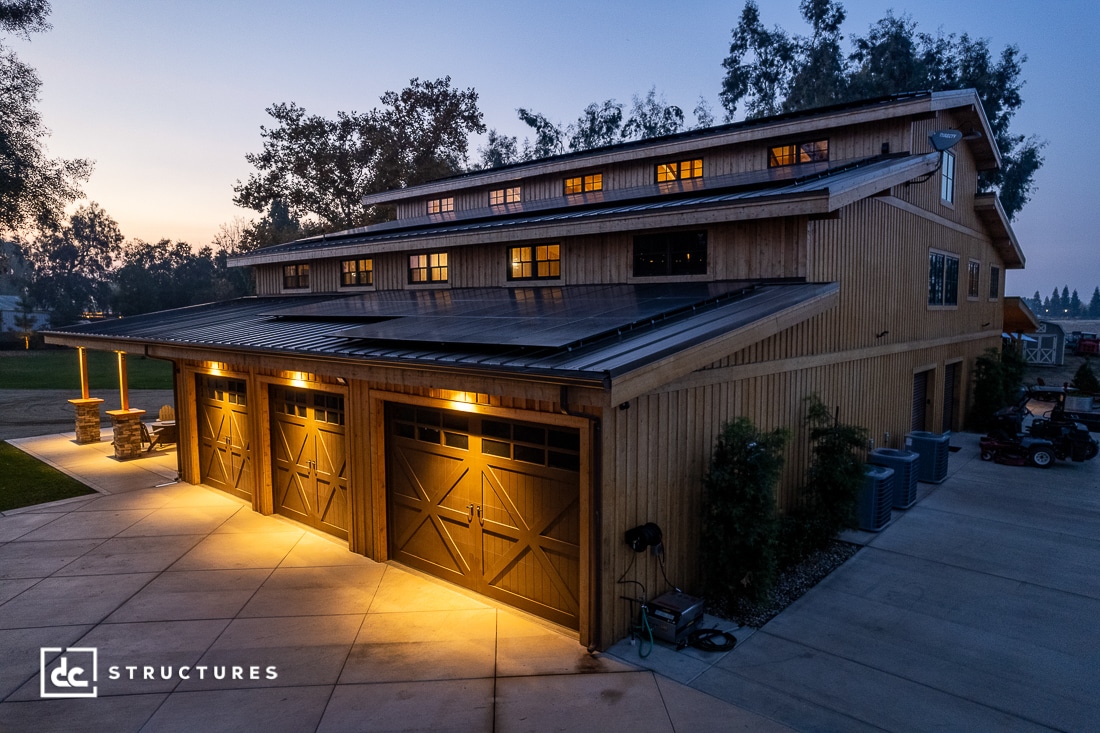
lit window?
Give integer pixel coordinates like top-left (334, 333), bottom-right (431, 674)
top-left (427, 197), bottom-right (454, 215)
top-left (633, 231), bottom-right (707, 277)
top-left (341, 258), bottom-right (373, 287)
top-left (656, 159), bottom-right (703, 183)
top-left (928, 251), bottom-right (959, 306)
top-left (941, 150), bottom-right (956, 203)
top-left (283, 263), bottom-right (310, 290)
top-left (989, 265), bottom-right (1000, 300)
top-left (768, 139), bottom-right (829, 167)
top-left (409, 252), bottom-right (448, 284)
top-left (564, 173), bottom-right (603, 195)
top-left (509, 244), bottom-right (561, 281)
top-left (489, 186), bottom-right (521, 206)
top-left (967, 260), bottom-right (980, 299)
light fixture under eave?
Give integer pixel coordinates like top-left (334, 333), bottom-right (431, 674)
top-left (928, 129), bottom-right (964, 152)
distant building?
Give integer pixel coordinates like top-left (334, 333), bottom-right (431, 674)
top-left (46, 90), bottom-right (1025, 648)
top-left (0, 294), bottom-right (50, 344)
top-left (1024, 321), bottom-right (1066, 367)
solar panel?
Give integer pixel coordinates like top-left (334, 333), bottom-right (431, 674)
top-left (265, 282), bottom-right (759, 348)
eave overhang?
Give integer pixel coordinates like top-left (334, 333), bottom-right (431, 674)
top-left (1003, 296), bottom-right (1040, 334)
top-left (973, 193), bottom-right (1025, 269)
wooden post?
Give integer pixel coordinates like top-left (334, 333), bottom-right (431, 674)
top-left (78, 347), bottom-right (90, 400)
top-left (117, 351), bottom-right (129, 411)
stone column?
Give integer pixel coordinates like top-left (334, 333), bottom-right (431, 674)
top-left (68, 398), bottom-right (105, 444)
top-left (106, 408), bottom-right (147, 460)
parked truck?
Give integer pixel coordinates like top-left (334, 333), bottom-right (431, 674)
top-left (1023, 386), bottom-right (1100, 434)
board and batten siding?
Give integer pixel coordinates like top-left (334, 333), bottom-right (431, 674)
top-left (598, 334), bottom-right (994, 646)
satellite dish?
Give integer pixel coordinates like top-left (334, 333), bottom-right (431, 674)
top-left (928, 129), bottom-right (964, 152)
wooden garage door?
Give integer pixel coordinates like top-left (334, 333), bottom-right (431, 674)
top-left (197, 375), bottom-right (252, 500)
top-left (387, 405), bottom-right (582, 629)
top-left (270, 387), bottom-right (348, 540)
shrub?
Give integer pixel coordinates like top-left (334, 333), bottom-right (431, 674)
top-left (779, 396), bottom-right (867, 566)
top-left (700, 417), bottom-right (788, 604)
top-left (969, 345), bottom-right (1026, 431)
top-left (1071, 358), bottom-right (1100, 395)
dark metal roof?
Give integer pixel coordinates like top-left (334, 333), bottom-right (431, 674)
top-left (44, 282), bottom-right (838, 387)
top-left (235, 155), bottom-right (924, 263)
top-left (265, 281), bottom-right (762, 348)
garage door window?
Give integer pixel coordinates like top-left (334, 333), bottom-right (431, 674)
top-left (391, 406), bottom-right (470, 450)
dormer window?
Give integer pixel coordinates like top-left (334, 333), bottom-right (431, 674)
top-left (341, 258), bottom-right (373, 287)
top-left (409, 252), bottom-right (448, 284)
top-left (768, 139), bottom-right (828, 167)
top-left (508, 244), bottom-right (560, 281)
top-left (427, 197), bottom-right (454, 215)
top-left (656, 159), bottom-right (702, 183)
top-left (489, 186), bottom-right (521, 206)
top-left (283, 263), bottom-right (310, 290)
top-left (564, 174), bottom-right (603, 195)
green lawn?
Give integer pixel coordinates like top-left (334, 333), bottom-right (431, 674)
top-left (0, 442), bottom-right (95, 511)
top-left (0, 348), bottom-right (173, 389)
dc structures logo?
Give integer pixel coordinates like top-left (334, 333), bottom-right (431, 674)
top-left (40, 647), bottom-right (98, 698)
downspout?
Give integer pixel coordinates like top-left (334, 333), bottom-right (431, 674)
top-left (560, 385), bottom-right (603, 652)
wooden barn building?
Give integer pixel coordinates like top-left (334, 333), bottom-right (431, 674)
top-left (45, 90), bottom-right (1025, 649)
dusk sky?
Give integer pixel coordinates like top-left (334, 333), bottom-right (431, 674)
top-left (9, 0), bottom-right (1099, 299)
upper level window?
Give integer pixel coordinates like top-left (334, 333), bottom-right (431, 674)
top-left (409, 252), bottom-right (448, 284)
top-left (509, 244), bottom-right (560, 281)
top-left (656, 159), bottom-right (702, 183)
top-left (989, 265), bottom-right (1000, 300)
top-left (967, 260), bottom-right (980, 299)
top-left (341, 258), bottom-right (373, 287)
top-left (940, 150), bottom-right (956, 203)
top-left (928, 251), bottom-right (959, 307)
top-left (768, 139), bottom-right (828, 167)
top-left (489, 186), bottom-right (521, 206)
top-left (564, 173), bottom-right (603, 195)
top-left (283, 263), bottom-right (310, 290)
top-left (633, 231), bottom-right (707, 277)
top-left (427, 197), bottom-right (454, 215)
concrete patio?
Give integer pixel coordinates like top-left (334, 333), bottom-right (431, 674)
top-left (2, 428), bottom-right (1098, 731)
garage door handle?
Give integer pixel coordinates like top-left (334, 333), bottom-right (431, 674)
top-left (466, 503), bottom-right (475, 521)
top-left (476, 505), bottom-right (484, 526)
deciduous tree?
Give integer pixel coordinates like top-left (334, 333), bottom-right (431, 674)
top-left (234, 77), bottom-right (485, 231)
top-left (0, 0), bottom-right (92, 233)
top-left (719, 1), bottom-right (1043, 219)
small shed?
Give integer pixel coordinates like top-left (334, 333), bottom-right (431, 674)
top-left (1023, 320), bottom-right (1066, 367)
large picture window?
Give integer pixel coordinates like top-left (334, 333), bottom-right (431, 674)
top-left (928, 251), bottom-right (959, 306)
top-left (341, 258), bottom-right (373, 287)
top-left (633, 231), bottom-right (707, 277)
top-left (509, 244), bottom-right (560, 281)
top-left (409, 252), bottom-right (448, 284)
top-left (283, 263), bottom-right (310, 290)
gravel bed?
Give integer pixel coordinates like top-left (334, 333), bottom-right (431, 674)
top-left (710, 540), bottom-right (862, 629)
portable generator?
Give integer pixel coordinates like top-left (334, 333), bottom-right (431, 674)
top-left (647, 590), bottom-right (705, 645)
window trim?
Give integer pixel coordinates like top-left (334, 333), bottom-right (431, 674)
top-left (768, 139), bottom-right (829, 168)
top-left (408, 251), bottom-right (449, 285)
top-left (507, 243), bottom-right (561, 282)
top-left (928, 249), bottom-right (960, 308)
top-left (282, 263), bottom-right (310, 291)
top-left (340, 257), bottom-right (374, 288)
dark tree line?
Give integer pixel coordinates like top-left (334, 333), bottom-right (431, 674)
top-left (1025, 286), bottom-right (1100, 320)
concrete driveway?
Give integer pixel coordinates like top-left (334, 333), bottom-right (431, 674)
top-left (2, 429), bottom-right (1098, 731)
